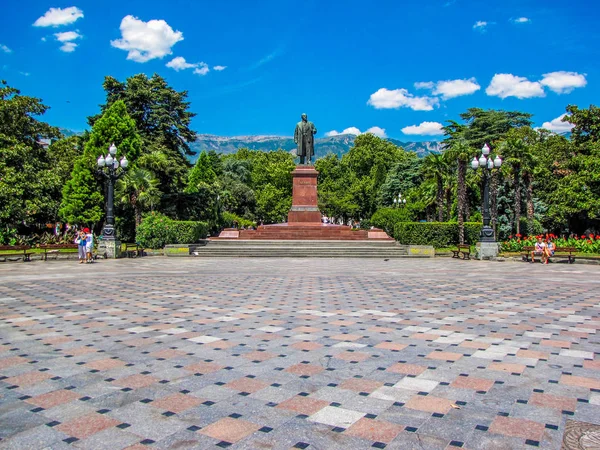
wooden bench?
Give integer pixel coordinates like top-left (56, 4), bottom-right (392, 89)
top-left (452, 244), bottom-right (471, 260)
top-left (39, 244), bottom-right (78, 261)
top-left (0, 245), bottom-right (32, 262)
top-left (522, 246), bottom-right (576, 263)
top-left (123, 243), bottom-right (145, 258)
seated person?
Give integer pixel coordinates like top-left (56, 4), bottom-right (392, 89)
top-left (530, 237), bottom-right (546, 263)
top-left (544, 239), bottom-right (556, 264)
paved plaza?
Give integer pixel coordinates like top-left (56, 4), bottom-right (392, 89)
top-left (0, 257), bottom-right (599, 449)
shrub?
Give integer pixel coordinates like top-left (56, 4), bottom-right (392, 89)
top-left (222, 211), bottom-right (256, 229)
top-left (394, 222), bottom-right (483, 248)
top-left (169, 221), bottom-right (208, 244)
top-left (371, 208), bottom-right (414, 235)
top-left (136, 212), bottom-right (208, 249)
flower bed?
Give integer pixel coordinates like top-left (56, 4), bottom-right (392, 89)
top-left (501, 233), bottom-right (600, 253)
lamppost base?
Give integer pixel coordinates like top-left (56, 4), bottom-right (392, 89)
top-left (98, 239), bottom-right (121, 259)
top-left (476, 241), bottom-right (499, 260)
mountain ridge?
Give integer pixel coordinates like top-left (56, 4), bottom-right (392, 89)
top-left (189, 133), bottom-right (442, 162)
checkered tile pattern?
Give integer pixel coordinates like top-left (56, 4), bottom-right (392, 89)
top-left (0, 258), bottom-right (598, 449)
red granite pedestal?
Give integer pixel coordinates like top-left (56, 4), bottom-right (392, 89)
top-left (287, 166), bottom-right (322, 225)
top-left (217, 165), bottom-right (392, 241)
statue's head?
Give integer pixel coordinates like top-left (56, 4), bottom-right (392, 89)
top-left (301, 113), bottom-right (307, 122)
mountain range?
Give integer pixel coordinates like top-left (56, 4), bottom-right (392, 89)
top-left (59, 129), bottom-right (443, 162)
top-left (188, 134), bottom-right (442, 162)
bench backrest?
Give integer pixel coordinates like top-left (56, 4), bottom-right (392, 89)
top-left (555, 247), bottom-right (576, 252)
top-left (0, 245), bottom-right (30, 251)
top-left (39, 244), bottom-right (78, 249)
top-left (523, 246), bottom-right (535, 251)
top-left (457, 244), bottom-right (470, 250)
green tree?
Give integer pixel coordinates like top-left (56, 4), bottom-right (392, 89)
top-left (89, 73), bottom-right (196, 193)
top-left (60, 100), bottom-right (142, 225)
top-left (116, 168), bottom-right (161, 225)
top-left (0, 81), bottom-right (61, 227)
top-left (186, 151), bottom-right (217, 193)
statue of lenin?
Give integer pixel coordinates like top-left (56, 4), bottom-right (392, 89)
top-left (294, 113), bottom-right (317, 165)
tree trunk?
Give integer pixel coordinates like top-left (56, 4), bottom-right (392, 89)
top-left (491, 170), bottom-right (498, 233)
top-left (525, 172), bottom-right (534, 234)
top-left (437, 177), bottom-right (444, 222)
top-left (445, 186), bottom-right (452, 222)
top-left (457, 159), bottom-right (467, 244)
top-left (514, 165), bottom-right (521, 235)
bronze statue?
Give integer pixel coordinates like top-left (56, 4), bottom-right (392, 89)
top-left (294, 113), bottom-right (317, 165)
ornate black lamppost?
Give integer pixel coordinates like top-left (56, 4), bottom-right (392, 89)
top-left (471, 143), bottom-right (502, 259)
top-left (96, 143), bottom-right (128, 258)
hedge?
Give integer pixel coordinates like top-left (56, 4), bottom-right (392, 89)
top-left (393, 222), bottom-right (483, 248)
top-left (136, 212), bottom-right (208, 249)
top-left (370, 208), bottom-right (414, 235)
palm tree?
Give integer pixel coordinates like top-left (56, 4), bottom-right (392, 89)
top-left (444, 139), bottom-right (471, 243)
top-left (503, 131), bottom-right (535, 235)
top-left (422, 153), bottom-right (447, 221)
top-left (116, 168), bottom-right (161, 226)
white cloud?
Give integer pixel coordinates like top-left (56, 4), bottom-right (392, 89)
top-left (111, 15), bottom-right (183, 63)
top-left (34, 7), bottom-right (83, 27)
top-left (365, 126), bottom-right (387, 138)
top-left (0, 44), bottom-right (11, 53)
top-left (54, 31), bottom-right (81, 42)
top-left (540, 71), bottom-right (587, 94)
top-left (166, 56), bottom-right (196, 71)
top-left (401, 121), bottom-right (444, 136)
top-left (54, 31), bottom-right (81, 53)
top-left (325, 127), bottom-right (361, 136)
top-left (540, 114), bottom-right (573, 133)
top-left (414, 81), bottom-right (434, 90)
top-left (193, 63), bottom-right (209, 76)
top-left (486, 73), bottom-right (545, 99)
top-left (473, 21), bottom-right (488, 31)
top-left (325, 126), bottom-right (387, 138)
top-left (213, 65), bottom-right (227, 71)
top-left (432, 78), bottom-right (481, 99)
top-left (367, 88), bottom-right (438, 111)
top-left (512, 17), bottom-right (531, 24)
top-left (59, 42), bottom-right (77, 52)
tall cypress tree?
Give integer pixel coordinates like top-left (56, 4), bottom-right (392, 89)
top-left (60, 101), bottom-right (141, 225)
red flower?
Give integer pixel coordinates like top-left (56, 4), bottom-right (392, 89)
top-left (588, 240), bottom-right (593, 244)
top-left (581, 235), bottom-right (586, 239)
top-left (596, 235), bottom-right (600, 240)
top-left (516, 233), bottom-right (522, 238)
top-left (589, 234), bottom-right (594, 239)
top-left (574, 236), bottom-right (579, 240)
top-left (509, 235), bottom-right (513, 239)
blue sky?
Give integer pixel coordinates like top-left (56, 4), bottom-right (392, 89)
top-left (1, 0), bottom-right (598, 141)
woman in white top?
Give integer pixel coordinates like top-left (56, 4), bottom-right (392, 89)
top-left (84, 228), bottom-right (94, 263)
top-left (530, 237), bottom-right (546, 263)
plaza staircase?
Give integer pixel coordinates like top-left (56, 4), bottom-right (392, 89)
top-left (185, 239), bottom-right (412, 258)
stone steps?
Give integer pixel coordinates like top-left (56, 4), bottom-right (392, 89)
top-left (167, 240), bottom-right (413, 258)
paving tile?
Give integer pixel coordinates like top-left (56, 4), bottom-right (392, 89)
top-left (276, 396), bottom-right (329, 415)
top-left (308, 405), bottom-right (365, 428)
top-left (25, 389), bottom-right (81, 409)
top-left (56, 412), bottom-right (120, 439)
top-left (404, 395), bottom-right (455, 414)
top-left (198, 417), bottom-right (261, 443)
top-left (487, 415), bottom-right (545, 441)
top-left (344, 417), bottom-right (404, 443)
